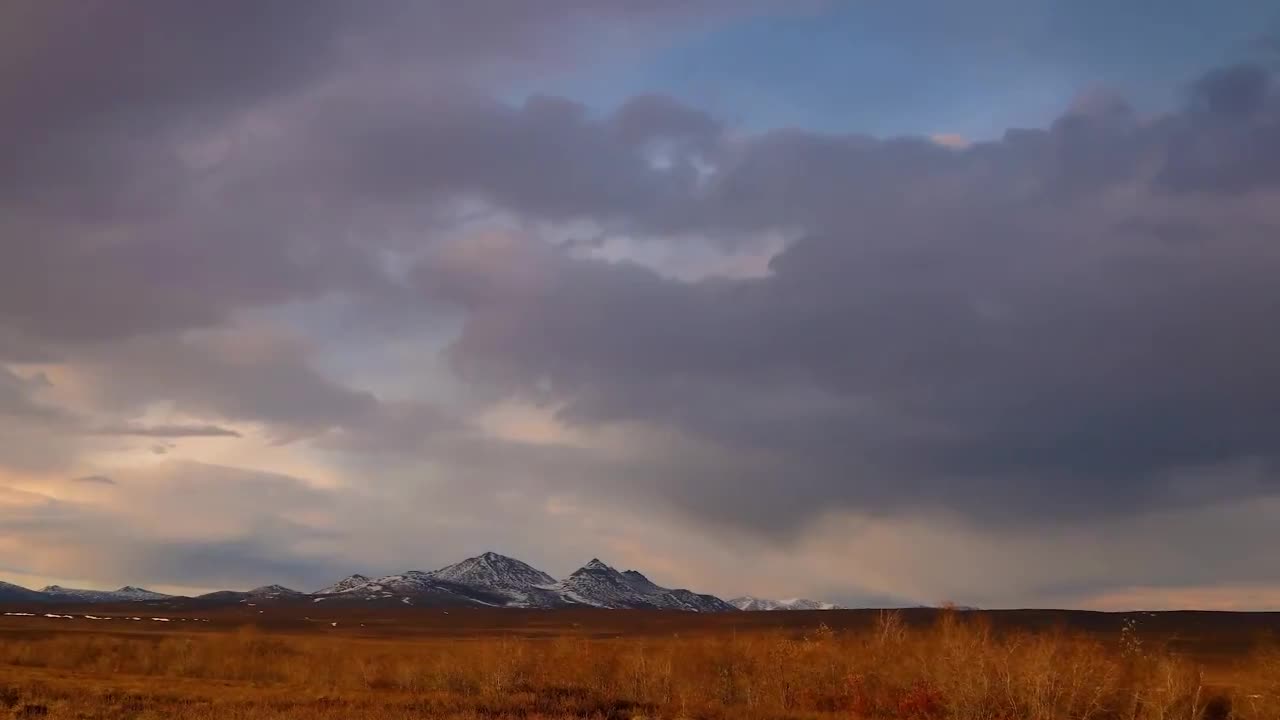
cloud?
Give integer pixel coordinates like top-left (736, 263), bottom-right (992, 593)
top-left (1191, 63), bottom-right (1273, 116)
top-left (71, 475), bottom-right (116, 486)
top-left (409, 64), bottom-right (1280, 536)
top-left (91, 423), bottom-right (242, 439)
top-left (1, 0), bottom-right (1279, 606)
top-left (0, 367), bottom-right (63, 421)
top-left (72, 329), bottom-right (380, 441)
top-left (0, 1), bottom-right (770, 350)
top-left (0, 1), bottom-right (754, 142)
top-left (0, 461), bottom-right (345, 589)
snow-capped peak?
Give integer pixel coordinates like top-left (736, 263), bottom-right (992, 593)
top-left (316, 574), bottom-right (371, 595)
top-left (111, 586), bottom-right (169, 600)
top-left (557, 559), bottom-right (735, 612)
top-left (430, 552), bottom-right (556, 590)
top-left (576, 558), bottom-right (613, 573)
top-left (248, 585), bottom-right (303, 598)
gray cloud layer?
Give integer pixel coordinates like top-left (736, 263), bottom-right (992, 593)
top-left (3, 1), bottom-right (1280, 604)
top-left (406, 67), bottom-right (1280, 532)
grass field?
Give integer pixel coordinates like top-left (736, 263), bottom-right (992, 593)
top-left (0, 605), bottom-right (1277, 719)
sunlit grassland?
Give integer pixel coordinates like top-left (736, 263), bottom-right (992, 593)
top-left (0, 609), bottom-right (1276, 719)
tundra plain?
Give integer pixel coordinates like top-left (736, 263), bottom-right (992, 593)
top-left (0, 604), bottom-right (1276, 719)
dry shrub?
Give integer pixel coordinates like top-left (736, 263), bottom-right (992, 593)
top-left (0, 613), bottom-right (1264, 719)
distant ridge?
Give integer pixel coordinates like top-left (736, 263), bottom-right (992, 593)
top-left (0, 581), bottom-right (45, 603)
top-left (0, 552), bottom-right (827, 612)
top-left (730, 595), bottom-right (844, 611)
top-left (39, 585), bottom-right (170, 603)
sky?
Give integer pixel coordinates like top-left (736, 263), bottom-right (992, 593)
top-left (2, 0), bottom-right (1280, 610)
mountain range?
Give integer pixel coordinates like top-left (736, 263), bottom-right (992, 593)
top-left (40, 585), bottom-right (170, 603)
top-left (305, 554), bottom-right (737, 611)
top-left (0, 553), bottom-right (840, 612)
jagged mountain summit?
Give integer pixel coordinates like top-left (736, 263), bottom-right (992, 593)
top-left (429, 551), bottom-right (565, 607)
top-left (432, 551), bottom-right (557, 590)
top-left (730, 596), bottom-right (844, 611)
top-left (312, 553), bottom-right (579, 608)
top-left (307, 552), bottom-right (544, 607)
top-left (39, 585), bottom-right (170, 603)
top-left (248, 585), bottom-right (306, 600)
top-left (315, 574), bottom-right (370, 595)
top-left (557, 558), bottom-right (735, 611)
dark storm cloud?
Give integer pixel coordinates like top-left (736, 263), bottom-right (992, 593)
top-left (0, 2), bottom-right (441, 346)
top-left (410, 64), bottom-right (1280, 532)
top-left (611, 94), bottom-right (724, 148)
top-left (1, 86), bottom-right (721, 351)
top-left (5, 0), bottom-right (1280, 562)
top-left (2, 1), bottom-right (346, 135)
top-left (0, 0), bottom-right (761, 349)
top-left (0, 0), bottom-right (747, 141)
top-left (1191, 63), bottom-right (1273, 115)
top-left (290, 89), bottom-right (712, 231)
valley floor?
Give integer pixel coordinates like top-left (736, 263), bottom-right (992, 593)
top-left (0, 606), bottom-right (1276, 719)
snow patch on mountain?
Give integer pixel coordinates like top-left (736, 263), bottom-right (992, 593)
top-left (315, 574), bottom-right (370, 595)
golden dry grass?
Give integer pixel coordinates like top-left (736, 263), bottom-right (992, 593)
top-left (0, 610), bottom-right (1275, 719)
